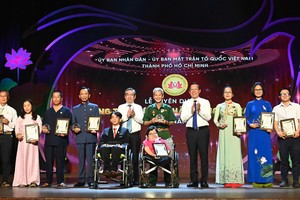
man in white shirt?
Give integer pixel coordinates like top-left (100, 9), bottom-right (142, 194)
top-left (180, 82), bottom-right (211, 188)
top-left (0, 90), bottom-right (17, 187)
top-left (117, 88), bottom-right (143, 185)
top-left (273, 88), bottom-right (300, 188)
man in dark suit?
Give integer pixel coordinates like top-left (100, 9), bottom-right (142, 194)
top-left (99, 111), bottom-right (129, 177)
top-left (72, 86), bottom-right (100, 187)
top-left (41, 90), bottom-right (72, 188)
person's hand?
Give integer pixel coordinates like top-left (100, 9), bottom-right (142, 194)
top-left (131, 109), bottom-right (135, 117)
top-left (266, 129), bottom-right (272, 133)
top-left (196, 102), bottom-right (201, 112)
top-left (30, 140), bottom-right (38, 145)
top-left (219, 124), bottom-right (227, 129)
top-left (277, 131), bottom-right (286, 139)
top-left (236, 132), bottom-right (242, 136)
top-left (90, 130), bottom-right (97, 134)
top-left (73, 127), bottom-right (81, 134)
top-left (16, 133), bottom-right (23, 141)
top-left (293, 131), bottom-right (299, 138)
top-left (58, 133), bottom-right (67, 137)
top-left (151, 118), bottom-right (158, 124)
top-left (127, 109), bottom-right (135, 118)
top-left (249, 123), bottom-right (259, 128)
top-left (42, 125), bottom-right (50, 134)
top-left (2, 118), bottom-right (9, 125)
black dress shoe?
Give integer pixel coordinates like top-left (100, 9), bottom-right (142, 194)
top-left (279, 181), bottom-right (289, 188)
top-left (187, 182), bottom-right (198, 187)
top-left (110, 171), bottom-right (117, 178)
top-left (73, 182), bottom-right (85, 187)
top-left (201, 182), bottom-right (209, 188)
top-left (293, 182), bottom-right (300, 188)
top-left (133, 181), bottom-right (139, 186)
top-left (165, 182), bottom-right (172, 187)
top-left (88, 182), bottom-right (94, 187)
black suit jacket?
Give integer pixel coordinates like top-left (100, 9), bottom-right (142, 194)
top-left (99, 126), bottom-right (129, 146)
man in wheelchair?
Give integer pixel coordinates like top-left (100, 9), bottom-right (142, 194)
top-left (142, 125), bottom-right (172, 186)
top-left (99, 111), bottom-right (130, 178)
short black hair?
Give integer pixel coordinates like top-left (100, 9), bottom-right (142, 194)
top-left (52, 90), bottom-right (63, 98)
top-left (250, 82), bottom-right (264, 97)
top-left (146, 125), bottom-right (158, 136)
top-left (223, 85), bottom-right (234, 94)
top-left (278, 88), bottom-right (291, 96)
top-left (189, 82), bottom-right (201, 90)
top-left (80, 86), bottom-right (91, 94)
top-left (110, 110), bottom-right (122, 119)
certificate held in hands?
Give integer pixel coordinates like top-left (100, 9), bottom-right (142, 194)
top-left (55, 118), bottom-right (70, 135)
top-left (153, 143), bottom-right (169, 157)
top-left (280, 118), bottom-right (296, 138)
top-left (260, 112), bottom-right (275, 131)
top-left (25, 124), bottom-right (39, 143)
top-left (87, 116), bottom-right (101, 132)
top-left (233, 116), bottom-right (247, 135)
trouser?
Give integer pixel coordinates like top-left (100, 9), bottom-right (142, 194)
top-left (278, 137), bottom-right (300, 182)
top-left (129, 131), bottom-right (141, 182)
top-left (100, 146), bottom-right (124, 171)
top-left (77, 143), bottom-right (96, 183)
top-left (0, 135), bottom-right (12, 182)
top-left (149, 157), bottom-right (171, 184)
top-left (45, 145), bottom-right (67, 184)
top-left (186, 126), bottom-right (210, 183)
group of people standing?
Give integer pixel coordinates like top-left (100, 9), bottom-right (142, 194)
top-left (0, 81), bottom-right (299, 189)
top-left (213, 82), bottom-right (300, 188)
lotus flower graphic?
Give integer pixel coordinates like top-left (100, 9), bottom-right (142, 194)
top-left (5, 48), bottom-right (32, 70)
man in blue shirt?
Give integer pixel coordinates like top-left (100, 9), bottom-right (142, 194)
top-left (41, 90), bottom-right (72, 188)
top-left (72, 86), bottom-right (100, 187)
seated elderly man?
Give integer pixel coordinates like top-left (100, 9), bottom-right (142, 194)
top-left (143, 125), bottom-right (171, 186)
top-left (99, 111), bottom-right (129, 177)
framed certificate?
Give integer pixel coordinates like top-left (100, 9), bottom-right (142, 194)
top-left (0, 115), bottom-right (3, 134)
top-left (153, 143), bottom-right (169, 157)
top-left (233, 116), bottom-right (247, 135)
top-left (87, 116), bottom-right (101, 132)
top-left (25, 124), bottom-right (39, 143)
top-left (260, 112), bottom-right (275, 130)
top-left (280, 118), bottom-right (296, 138)
top-left (55, 118), bottom-right (70, 135)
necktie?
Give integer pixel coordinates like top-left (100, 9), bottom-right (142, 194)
top-left (113, 128), bottom-right (117, 138)
top-left (127, 105), bottom-right (132, 133)
top-left (193, 100), bottom-right (198, 129)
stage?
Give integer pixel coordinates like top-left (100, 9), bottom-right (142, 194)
top-left (1, 174), bottom-right (300, 200)
top-left (1, 183), bottom-right (300, 200)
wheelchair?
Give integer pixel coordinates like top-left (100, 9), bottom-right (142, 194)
top-left (138, 139), bottom-right (180, 188)
top-left (91, 143), bottom-right (133, 188)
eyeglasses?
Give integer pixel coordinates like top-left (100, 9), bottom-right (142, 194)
top-left (280, 93), bottom-right (290, 96)
top-left (224, 92), bottom-right (232, 94)
top-left (254, 89), bottom-right (262, 91)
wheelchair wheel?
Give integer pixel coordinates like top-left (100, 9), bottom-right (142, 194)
top-left (123, 152), bottom-right (134, 187)
top-left (139, 154), bottom-right (149, 188)
top-left (139, 172), bottom-right (149, 188)
top-left (172, 152), bottom-right (180, 188)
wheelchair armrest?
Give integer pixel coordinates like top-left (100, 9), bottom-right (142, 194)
top-left (100, 143), bottom-right (127, 148)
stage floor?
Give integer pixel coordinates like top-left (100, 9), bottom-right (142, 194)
top-left (1, 174), bottom-right (300, 199)
top-left (1, 182), bottom-right (300, 200)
